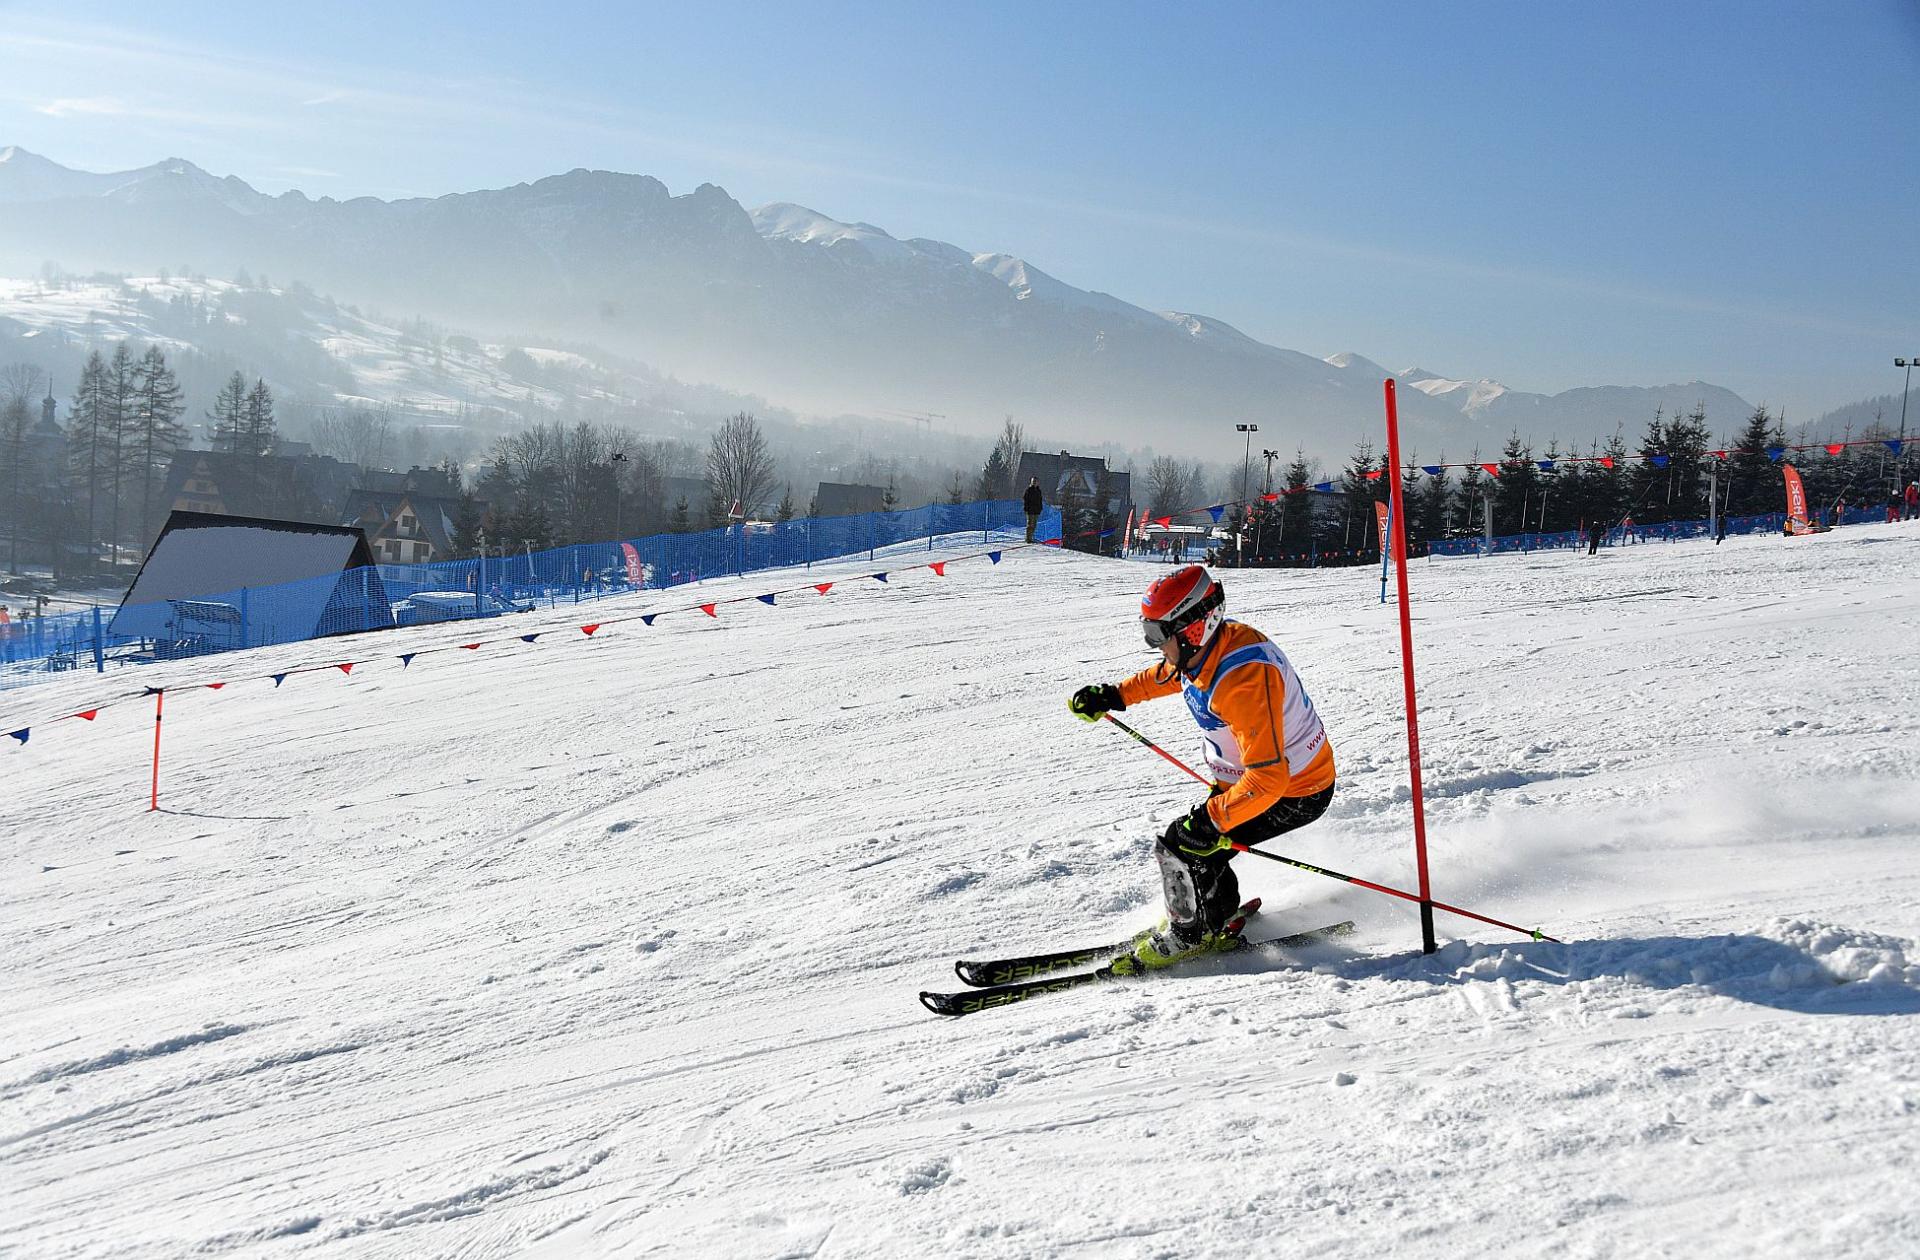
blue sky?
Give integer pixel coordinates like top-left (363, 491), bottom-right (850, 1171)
top-left (2, 0), bottom-right (1916, 429)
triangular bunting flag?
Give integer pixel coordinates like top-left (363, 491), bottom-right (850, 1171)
top-left (74, 710), bottom-right (97, 721)
top-left (1711, 449), bottom-right (1728, 459)
top-left (1152, 516), bottom-right (1171, 528)
top-left (700, 603), bottom-right (717, 617)
top-left (7, 728), bottom-right (25, 745)
top-left (638, 616), bottom-right (655, 627)
top-left (757, 593), bottom-right (777, 605)
top-left (1364, 469), bottom-right (1383, 481)
top-left (399, 652), bottom-right (417, 667)
top-left (1262, 492), bottom-right (1278, 502)
top-left (1311, 481), bottom-right (1334, 493)
top-left (337, 662), bottom-right (355, 674)
top-left (1422, 465), bottom-right (1441, 476)
top-left (929, 562), bottom-right (947, 576)
top-left (272, 673), bottom-right (287, 687)
top-left (1825, 443), bottom-right (1845, 456)
top-left (1480, 464), bottom-right (1500, 477)
top-left (814, 582), bottom-right (834, 594)
top-left (1043, 538), bottom-right (1063, 547)
top-left (519, 633), bottom-right (539, 643)
top-left (1650, 454), bottom-right (1671, 468)
top-left (1885, 440), bottom-right (1903, 455)
top-left (1206, 506), bottom-right (1225, 523)
top-left (583, 623), bottom-right (603, 635)
top-left (1536, 460), bottom-right (1555, 471)
top-left (1766, 446), bottom-right (1785, 461)
top-left (986, 552), bottom-right (1001, 564)
top-left (206, 682), bottom-right (225, 690)
top-left (1600, 456), bottom-right (1615, 469)
top-left (870, 572), bottom-right (889, 583)
top-left (460, 643), bottom-right (481, 650)
top-left (143, 686), bottom-right (163, 696)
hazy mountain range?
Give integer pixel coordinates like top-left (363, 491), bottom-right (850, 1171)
top-left (0, 146), bottom-right (1758, 460)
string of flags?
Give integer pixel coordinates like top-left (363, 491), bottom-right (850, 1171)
top-left (1135, 436), bottom-right (1909, 532)
top-left (4, 540), bottom-right (1048, 748)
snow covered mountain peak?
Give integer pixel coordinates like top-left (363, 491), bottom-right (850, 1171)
top-left (752, 202), bottom-right (915, 264)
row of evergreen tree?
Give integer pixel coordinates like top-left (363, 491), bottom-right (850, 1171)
top-left (1230, 404), bottom-right (1909, 560)
top-left (0, 344), bottom-right (281, 575)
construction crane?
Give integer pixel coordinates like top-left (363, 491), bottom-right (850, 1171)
top-left (879, 409), bottom-right (946, 435)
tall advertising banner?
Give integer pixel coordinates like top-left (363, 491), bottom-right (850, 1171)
top-left (621, 543), bottom-right (644, 584)
top-left (1782, 464), bottom-right (1811, 534)
top-left (1373, 500), bottom-right (1390, 549)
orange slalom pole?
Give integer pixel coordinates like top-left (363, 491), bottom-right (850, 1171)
top-left (1383, 378), bottom-right (1437, 954)
top-left (150, 688), bottom-right (164, 812)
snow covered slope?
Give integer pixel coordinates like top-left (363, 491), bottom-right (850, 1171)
top-left (4, 525), bottom-right (1919, 1257)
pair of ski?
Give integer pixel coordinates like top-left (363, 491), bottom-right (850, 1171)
top-left (919, 898), bottom-right (1355, 1017)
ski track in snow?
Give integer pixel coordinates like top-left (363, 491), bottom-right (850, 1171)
top-left (3, 525), bottom-right (1919, 1257)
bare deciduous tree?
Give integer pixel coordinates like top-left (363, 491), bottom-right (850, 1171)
top-left (705, 412), bottom-right (777, 524)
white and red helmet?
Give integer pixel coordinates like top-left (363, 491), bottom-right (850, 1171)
top-left (1141, 564), bottom-right (1225, 659)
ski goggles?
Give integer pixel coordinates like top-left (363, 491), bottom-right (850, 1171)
top-left (1141, 583), bottom-right (1223, 648)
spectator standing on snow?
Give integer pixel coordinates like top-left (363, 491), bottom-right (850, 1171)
top-left (1023, 477), bottom-right (1044, 544)
top-left (1067, 565), bottom-right (1337, 973)
top-left (1905, 483), bottom-right (1918, 520)
top-left (1587, 521), bottom-right (1605, 556)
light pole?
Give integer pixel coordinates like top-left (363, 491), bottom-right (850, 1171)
top-left (1235, 423), bottom-right (1258, 565)
top-left (611, 451), bottom-right (627, 541)
top-left (1897, 358), bottom-right (1916, 495)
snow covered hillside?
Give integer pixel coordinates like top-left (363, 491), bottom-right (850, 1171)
top-left (4, 525), bottom-right (1919, 1257)
top-left (0, 273), bottom-right (699, 436)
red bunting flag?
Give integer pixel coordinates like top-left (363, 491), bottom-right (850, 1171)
top-left (73, 709), bottom-right (97, 721)
top-left (1711, 450), bottom-right (1727, 459)
top-left (1825, 443), bottom-right (1844, 456)
top-left (336, 663), bottom-right (355, 674)
top-left (206, 682), bottom-right (225, 690)
top-left (1481, 463), bottom-right (1500, 477)
top-left (1153, 516), bottom-right (1171, 528)
top-left (460, 643), bottom-right (481, 650)
top-left (814, 583), bottom-right (833, 594)
top-left (1262, 492), bottom-right (1278, 502)
top-left (930, 562), bottom-right (947, 576)
top-left (1044, 538), bottom-right (1063, 547)
top-left (700, 603), bottom-right (717, 617)
top-left (1600, 456), bottom-right (1615, 469)
top-left (1365, 469), bottom-right (1383, 481)
top-left (580, 624), bottom-right (601, 636)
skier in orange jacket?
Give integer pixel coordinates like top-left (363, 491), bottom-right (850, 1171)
top-left (1069, 564), bottom-right (1336, 970)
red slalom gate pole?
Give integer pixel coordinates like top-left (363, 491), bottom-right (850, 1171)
top-left (1383, 378), bottom-right (1438, 954)
top-left (149, 688), bottom-right (164, 812)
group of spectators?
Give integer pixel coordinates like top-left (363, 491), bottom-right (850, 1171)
top-left (1888, 482), bottom-right (1919, 523)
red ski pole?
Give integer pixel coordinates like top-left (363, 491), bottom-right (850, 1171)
top-left (1095, 712), bottom-right (1558, 944)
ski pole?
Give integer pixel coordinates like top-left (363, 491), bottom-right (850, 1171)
top-left (1227, 843), bottom-right (1558, 943)
top-left (1101, 714), bottom-right (1211, 787)
top-left (1096, 712), bottom-right (1560, 944)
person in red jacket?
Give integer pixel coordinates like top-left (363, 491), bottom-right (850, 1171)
top-left (1069, 565), bottom-right (1337, 971)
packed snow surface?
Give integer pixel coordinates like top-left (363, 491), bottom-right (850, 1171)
top-left (4, 524), bottom-right (1919, 1257)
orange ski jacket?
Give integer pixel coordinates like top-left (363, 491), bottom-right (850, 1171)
top-left (1116, 620), bottom-right (1335, 833)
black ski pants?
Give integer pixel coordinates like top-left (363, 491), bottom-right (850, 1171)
top-left (1156, 783), bottom-right (1336, 939)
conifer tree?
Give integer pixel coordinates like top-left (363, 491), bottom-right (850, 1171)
top-left (68, 349), bottom-right (111, 562)
top-left (209, 371), bottom-right (249, 455)
top-left (131, 345), bottom-right (184, 547)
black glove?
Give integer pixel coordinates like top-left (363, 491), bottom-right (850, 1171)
top-left (1068, 683), bottom-right (1125, 722)
top-left (1165, 801), bottom-right (1229, 857)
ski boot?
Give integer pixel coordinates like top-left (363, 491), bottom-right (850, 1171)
top-left (1108, 900), bottom-right (1257, 977)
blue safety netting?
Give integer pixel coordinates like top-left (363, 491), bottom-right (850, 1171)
top-left (1427, 512), bottom-right (1795, 557)
top-left (0, 499), bottom-right (1050, 692)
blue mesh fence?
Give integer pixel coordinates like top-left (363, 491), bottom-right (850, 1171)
top-left (1426, 512), bottom-right (1797, 557)
top-left (0, 499), bottom-right (1048, 692)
